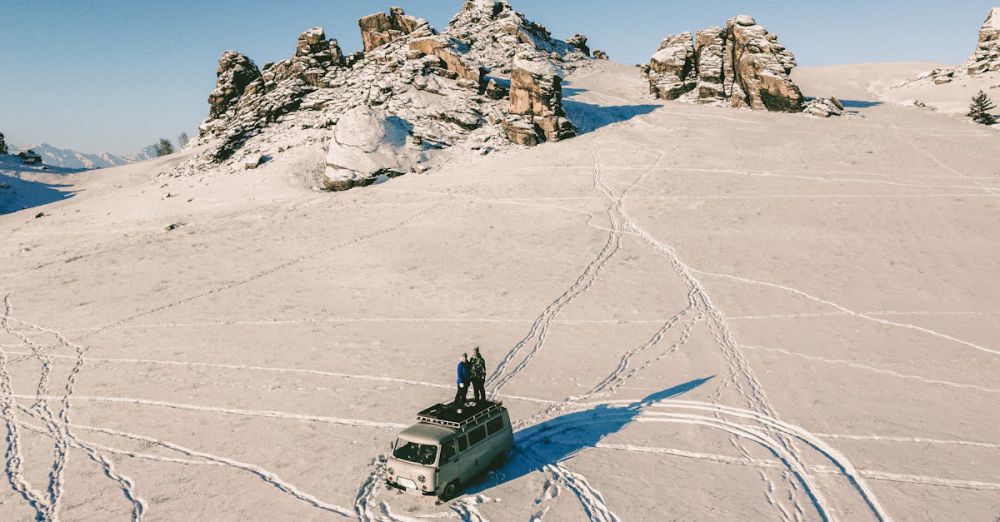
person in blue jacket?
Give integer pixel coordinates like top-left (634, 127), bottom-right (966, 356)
top-left (454, 353), bottom-right (471, 405)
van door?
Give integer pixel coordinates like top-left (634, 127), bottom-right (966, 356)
top-left (464, 424), bottom-right (489, 479)
top-left (436, 439), bottom-right (459, 493)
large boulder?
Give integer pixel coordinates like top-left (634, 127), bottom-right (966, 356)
top-left (968, 7), bottom-right (1000, 74)
top-left (643, 15), bottom-right (804, 112)
top-left (207, 51), bottom-right (262, 119)
top-left (724, 16), bottom-right (802, 111)
top-left (322, 106), bottom-right (421, 191)
top-left (646, 33), bottom-right (696, 100)
top-left (359, 7), bottom-right (431, 52)
top-left (504, 58), bottom-right (576, 146)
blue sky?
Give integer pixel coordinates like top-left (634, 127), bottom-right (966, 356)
top-left (0, 0), bottom-right (995, 155)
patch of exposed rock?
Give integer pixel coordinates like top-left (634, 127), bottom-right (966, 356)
top-left (181, 1), bottom-right (586, 189)
top-left (593, 49), bottom-right (609, 60)
top-left (803, 97), bottom-right (845, 118)
top-left (504, 59), bottom-right (576, 146)
top-left (909, 8), bottom-right (1000, 85)
top-left (643, 15), bottom-right (804, 112)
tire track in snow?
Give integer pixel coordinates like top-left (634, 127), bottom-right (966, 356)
top-left (30, 418), bottom-right (355, 516)
top-left (692, 270), bottom-right (1000, 358)
top-left (73, 202), bottom-right (443, 343)
top-left (744, 345), bottom-right (1000, 394)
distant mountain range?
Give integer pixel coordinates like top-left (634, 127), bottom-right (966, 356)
top-left (7, 143), bottom-right (159, 170)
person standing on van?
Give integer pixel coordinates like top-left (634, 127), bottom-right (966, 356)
top-left (469, 347), bottom-right (487, 403)
top-left (455, 353), bottom-right (471, 405)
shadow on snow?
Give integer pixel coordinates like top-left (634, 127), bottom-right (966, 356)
top-left (468, 376), bottom-right (713, 494)
top-left (0, 173), bottom-right (77, 215)
top-left (562, 86), bottom-right (660, 135)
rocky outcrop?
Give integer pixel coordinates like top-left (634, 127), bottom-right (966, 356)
top-left (18, 150), bottom-right (42, 165)
top-left (359, 7), bottom-right (431, 52)
top-left (646, 33), bottom-right (696, 100)
top-left (446, 0), bottom-right (578, 72)
top-left (644, 15), bottom-right (804, 112)
top-left (566, 34), bottom-right (590, 56)
top-left (504, 59), bottom-right (576, 146)
top-left (207, 51), bottom-right (262, 119)
top-left (803, 97), bottom-right (844, 118)
top-left (593, 49), bottom-right (609, 60)
top-left (967, 7), bottom-right (1000, 75)
top-left (186, 1), bottom-right (585, 187)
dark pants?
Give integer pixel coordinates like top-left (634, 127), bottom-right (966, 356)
top-left (472, 378), bottom-right (486, 402)
top-left (454, 382), bottom-right (469, 404)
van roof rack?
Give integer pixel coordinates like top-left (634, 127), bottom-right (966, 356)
top-left (417, 400), bottom-right (502, 431)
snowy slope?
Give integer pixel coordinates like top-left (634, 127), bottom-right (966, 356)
top-left (8, 142), bottom-right (161, 170)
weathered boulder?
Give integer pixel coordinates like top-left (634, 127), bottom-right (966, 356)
top-left (359, 7), bottom-right (431, 52)
top-left (646, 33), bottom-right (696, 100)
top-left (644, 15), bottom-right (804, 112)
top-left (322, 106), bottom-right (421, 191)
top-left (968, 7), bottom-right (1000, 74)
top-left (566, 34), bottom-right (590, 56)
top-left (803, 97), bottom-right (844, 118)
top-left (724, 16), bottom-right (802, 111)
top-left (208, 51), bottom-right (262, 119)
top-left (592, 49), bottom-right (609, 60)
top-left (504, 59), bottom-right (576, 146)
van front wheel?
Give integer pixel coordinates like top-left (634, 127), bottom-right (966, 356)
top-left (440, 480), bottom-right (460, 501)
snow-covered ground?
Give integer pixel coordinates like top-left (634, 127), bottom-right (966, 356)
top-left (1, 61), bottom-right (999, 521)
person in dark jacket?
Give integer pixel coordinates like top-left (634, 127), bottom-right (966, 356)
top-left (454, 353), bottom-right (471, 405)
top-left (469, 347), bottom-right (487, 403)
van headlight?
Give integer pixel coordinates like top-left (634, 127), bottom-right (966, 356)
top-left (418, 475), bottom-right (426, 483)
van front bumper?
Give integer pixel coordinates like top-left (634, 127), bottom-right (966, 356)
top-left (385, 478), bottom-right (436, 496)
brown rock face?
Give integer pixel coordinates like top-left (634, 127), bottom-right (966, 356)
top-left (359, 7), bottom-right (429, 52)
top-left (592, 49), bottom-right (609, 60)
top-left (408, 36), bottom-right (485, 87)
top-left (504, 60), bottom-right (576, 146)
top-left (967, 7), bottom-right (1000, 75)
top-left (295, 27), bottom-right (344, 66)
top-left (566, 34), bottom-right (590, 56)
top-left (208, 51), bottom-right (262, 119)
top-left (644, 15), bottom-right (803, 112)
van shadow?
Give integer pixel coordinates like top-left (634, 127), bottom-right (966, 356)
top-left (562, 87), bottom-right (660, 135)
top-left (0, 173), bottom-right (77, 215)
top-left (468, 376), bottom-right (713, 494)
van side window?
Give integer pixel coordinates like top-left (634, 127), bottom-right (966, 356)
top-left (457, 435), bottom-right (468, 452)
top-left (486, 416), bottom-right (503, 435)
top-left (441, 441), bottom-right (455, 462)
top-left (468, 425), bottom-right (487, 446)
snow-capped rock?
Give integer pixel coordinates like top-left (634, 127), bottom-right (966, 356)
top-left (967, 7), bottom-right (1000, 75)
top-left (322, 106), bottom-right (423, 190)
top-left (182, 1), bottom-right (587, 190)
top-left (643, 15), bottom-right (804, 112)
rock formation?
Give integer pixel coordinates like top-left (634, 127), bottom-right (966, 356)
top-left (644, 15), bottom-right (804, 112)
top-left (185, 1), bottom-right (584, 189)
top-left (504, 59), bottom-right (576, 146)
top-left (803, 97), bottom-right (844, 118)
top-left (645, 33), bottom-right (696, 100)
top-left (566, 34), bottom-right (590, 56)
top-left (358, 7), bottom-right (431, 52)
top-left (968, 7), bottom-right (1000, 75)
top-left (593, 49), bottom-right (609, 60)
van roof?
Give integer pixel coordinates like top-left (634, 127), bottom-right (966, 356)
top-left (398, 422), bottom-right (455, 445)
top-left (417, 400), bottom-right (503, 430)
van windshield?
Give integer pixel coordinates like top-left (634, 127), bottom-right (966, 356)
top-left (393, 439), bottom-right (438, 466)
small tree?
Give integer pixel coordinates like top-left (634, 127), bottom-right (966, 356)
top-left (177, 132), bottom-right (190, 148)
top-left (155, 138), bottom-right (174, 157)
top-left (968, 90), bottom-right (997, 125)
top-left (0, 131), bottom-right (7, 154)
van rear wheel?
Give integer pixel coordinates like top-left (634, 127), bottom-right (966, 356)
top-left (440, 480), bottom-right (460, 501)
